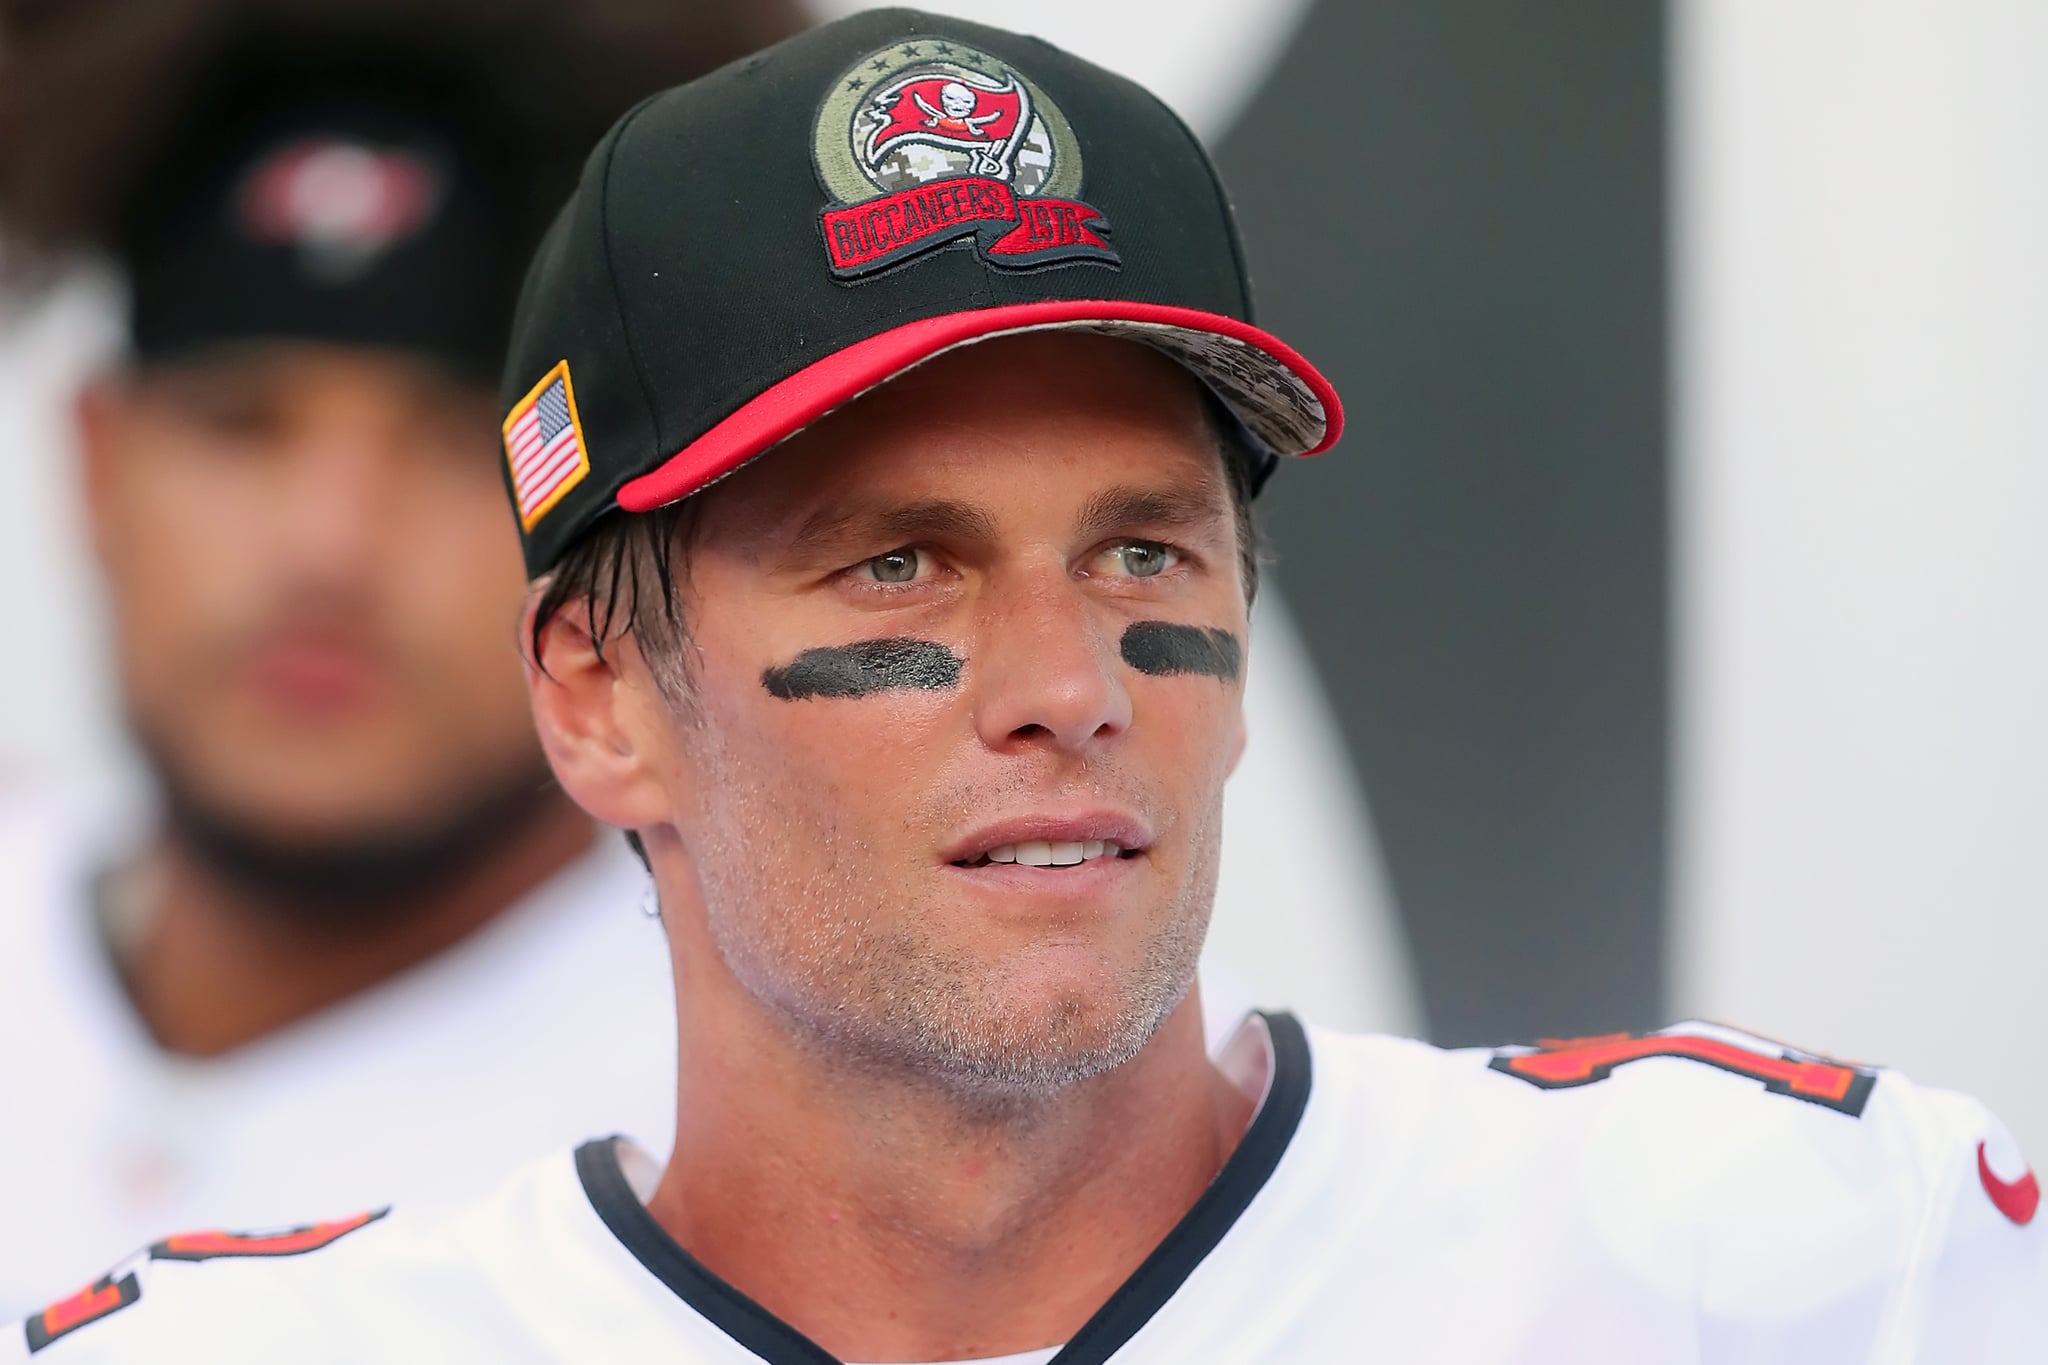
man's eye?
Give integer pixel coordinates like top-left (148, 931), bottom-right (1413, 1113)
top-left (860, 548), bottom-right (924, 583)
top-left (161, 390), bottom-right (284, 443)
top-left (1102, 541), bottom-right (1179, 578)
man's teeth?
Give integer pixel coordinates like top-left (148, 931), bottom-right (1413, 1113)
top-left (978, 839), bottom-right (1122, 867)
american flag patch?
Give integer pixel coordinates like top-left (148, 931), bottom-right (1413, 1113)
top-left (503, 361), bottom-right (591, 529)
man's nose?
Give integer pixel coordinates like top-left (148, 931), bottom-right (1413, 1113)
top-left (271, 434), bottom-right (388, 579)
top-left (970, 569), bottom-right (1132, 755)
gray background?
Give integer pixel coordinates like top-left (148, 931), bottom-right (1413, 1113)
top-left (1217, 0), bottom-right (1669, 1044)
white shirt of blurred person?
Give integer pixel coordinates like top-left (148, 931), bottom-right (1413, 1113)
top-left (0, 24), bottom-right (1339, 1316)
top-left (0, 50), bottom-right (689, 1313)
top-left (10, 14), bottom-right (2037, 1363)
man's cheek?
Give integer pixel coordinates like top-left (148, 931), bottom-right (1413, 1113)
top-left (745, 643), bottom-right (965, 782)
top-left (1125, 665), bottom-right (1245, 798)
top-left (737, 697), bottom-right (954, 874)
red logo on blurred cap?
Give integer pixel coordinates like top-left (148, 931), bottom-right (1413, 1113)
top-left (238, 138), bottom-right (441, 281)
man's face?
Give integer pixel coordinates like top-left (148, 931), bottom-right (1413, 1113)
top-left (647, 334), bottom-right (1249, 1093)
top-left (83, 345), bottom-right (544, 853)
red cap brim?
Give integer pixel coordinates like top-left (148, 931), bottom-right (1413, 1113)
top-left (616, 299), bottom-right (1341, 513)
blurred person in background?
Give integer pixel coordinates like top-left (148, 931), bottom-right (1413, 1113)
top-left (0, 0), bottom-right (803, 1316)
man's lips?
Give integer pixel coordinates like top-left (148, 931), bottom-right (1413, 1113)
top-left (236, 637), bottom-right (390, 711)
top-left (944, 811), bottom-right (1153, 869)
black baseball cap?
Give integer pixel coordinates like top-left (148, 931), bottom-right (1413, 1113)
top-left (501, 7), bottom-right (1343, 577)
top-left (122, 52), bottom-right (538, 382)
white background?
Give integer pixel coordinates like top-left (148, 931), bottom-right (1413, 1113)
top-left (1674, 0), bottom-right (2048, 1147)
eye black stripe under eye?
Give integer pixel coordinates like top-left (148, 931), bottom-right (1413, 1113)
top-left (1118, 623), bottom-right (1241, 680)
top-left (762, 639), bottom-right (964, 700)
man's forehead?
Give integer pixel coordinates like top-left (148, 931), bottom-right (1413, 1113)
top-left (785, 496), bottom-right (1001, 555)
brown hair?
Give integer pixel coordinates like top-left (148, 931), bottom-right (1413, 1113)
top-left (0, 0), bottom-right (806, 281)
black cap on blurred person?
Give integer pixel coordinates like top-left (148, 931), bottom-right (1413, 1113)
top-left (0, 0), bottom-right (807, 375)
top-left (501, 7), bottom-right (1342, 577)
top-left (120, 55), bottom-right (529, 381)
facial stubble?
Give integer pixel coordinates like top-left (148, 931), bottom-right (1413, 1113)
top-left (677, 708), bottom-right (1217, 1109)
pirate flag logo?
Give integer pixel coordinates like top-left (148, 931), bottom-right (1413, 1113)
top-left (867, 70), bottom-right (1028, 178)
top-left (813, 40), bottom-right (1119, 279)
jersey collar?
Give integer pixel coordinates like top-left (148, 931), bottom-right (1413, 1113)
top-left (576, 1010), bottom-right (1313, 1365)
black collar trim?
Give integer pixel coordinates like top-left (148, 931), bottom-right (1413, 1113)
top-left (576, 1010), bottom-right (1313, 1365)
top-left (1051, 1010), bottom-right (1312, 1363)
top-left (577, 1139), bottom-right (838, 1364)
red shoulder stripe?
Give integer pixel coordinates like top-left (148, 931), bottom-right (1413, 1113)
top-left (24, 1273), bottom-right (140, 1354)
top-left (1489, 1030), bottom-right (1878, 1116)
top-left (150, 1208), bottom-right (387, 1262)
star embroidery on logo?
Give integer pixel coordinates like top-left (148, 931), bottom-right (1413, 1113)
top-left (845, 76), bottom-right (866, 91)
top-left (869, 57), bottom-right (890, 73)
top-left (899, 43), bottom-right (922, 58)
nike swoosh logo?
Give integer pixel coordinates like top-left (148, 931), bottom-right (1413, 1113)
top-left (1978, 1141), bottom-right (2040, 1227)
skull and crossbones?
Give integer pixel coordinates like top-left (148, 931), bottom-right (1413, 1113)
top-left (913, 81), bottom-right (1002, 137)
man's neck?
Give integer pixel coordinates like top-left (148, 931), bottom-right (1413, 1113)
top-left (117, 795), bottom-right (595, 1058)
top-left (652, 950), bottom-right (1257, 1363)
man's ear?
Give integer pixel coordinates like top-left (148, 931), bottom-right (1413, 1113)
top-left (521, 589), bottom-right (676, 836)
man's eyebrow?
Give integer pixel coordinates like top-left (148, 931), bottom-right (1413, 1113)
top-left (784, 497), bottom-right (1002, 560)
top-left (1073, 483), bottom-right (1232, 544)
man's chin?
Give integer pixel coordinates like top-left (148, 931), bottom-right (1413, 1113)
top-left (915, 1010), bottom-right (1167, 1104)
top-left (868, 955), bottom-right (1194, 1103)
top-left (144, 749), bottom-right (568, 923)
top-left (709, 874), bottom-right (1210, 1104)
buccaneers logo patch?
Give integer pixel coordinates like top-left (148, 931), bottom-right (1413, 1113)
top-left (814, 39), bottom-right (1118, 278)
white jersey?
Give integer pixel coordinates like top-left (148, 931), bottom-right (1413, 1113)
top-left (10, 1013), bottom-right (2042, 1364)
top-left (0, 792), bottom-right (680, 1319)
top-left (0, 791), bottom-right (1264, 1321)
